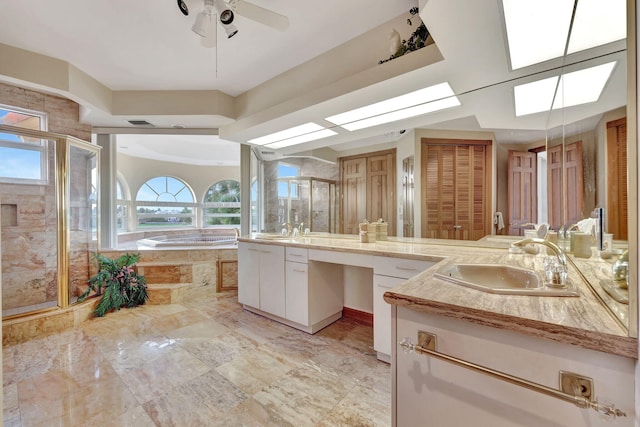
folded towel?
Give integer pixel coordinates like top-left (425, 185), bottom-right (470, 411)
top-left (494, 212), bottom-right (505, 231)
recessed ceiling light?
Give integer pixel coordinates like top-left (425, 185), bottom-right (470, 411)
top-left (502, 0), bottom-right (625, 70)
top-left (248, 123), bottom-right (333, 146)
top-left (325, 82), bottom-right (460, 131)
top-left (513, 61), bottom-right (616, 116)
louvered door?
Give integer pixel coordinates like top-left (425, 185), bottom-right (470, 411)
top-left (607, 118), bottom-right (628, 239)
top-left (421, 139), bottom-right (492, 240)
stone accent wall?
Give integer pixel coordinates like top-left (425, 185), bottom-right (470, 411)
top-left (0, 83), bottom-right (92, 141)
top-left (1, 83), bottom-right (92, 313)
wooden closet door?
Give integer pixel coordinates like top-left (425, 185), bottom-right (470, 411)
top-left (547, 142), bottom-right (584, 228)
top-left (564, 141), bottom-right (584, 225)
top-left (367, 153), bottom-right (395, 233)
top-left (423, 145), bottom-right (456, 239)
top-left (507, 150), bottom-right (537, 235)
top-left (455, 145), bottom-right (490, 240)
top-left (341, 158), bottom-right (366, 234)
top-left (421, 140), bottom-right (491, 240)
top-left (547, 144), bottom-right (564, 229)
top-left (607, 118), bottom-right (628, 239)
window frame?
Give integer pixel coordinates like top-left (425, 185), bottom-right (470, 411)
top-left (203, 179), bottom-right (241, 227)
top-left (0, 104), bottom-right (50, 184)
top-left (134, 176), bottom-right (196, 229)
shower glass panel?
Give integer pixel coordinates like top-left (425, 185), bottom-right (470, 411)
top-left (0, 124), bottom-right (100, 318)
top-left (1, 135), bottom-right (58, 317)
top-left (67, 143), bottom-right (99, 305)
top-left (273, 177), bottom-right (337, 233)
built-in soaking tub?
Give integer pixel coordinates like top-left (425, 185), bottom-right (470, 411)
top-left (137, 233), bottom-right (237, 249)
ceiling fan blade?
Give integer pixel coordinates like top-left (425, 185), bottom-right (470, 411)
top-left (232, 0), bottom-right (289, 31)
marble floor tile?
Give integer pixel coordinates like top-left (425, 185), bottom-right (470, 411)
top-left (3, 287), bottom-right (392, 426)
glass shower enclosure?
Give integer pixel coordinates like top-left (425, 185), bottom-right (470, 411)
top-left (0, 124), bottom-right (99, 318)
top-left (268, 177), bottom-right (337, 234)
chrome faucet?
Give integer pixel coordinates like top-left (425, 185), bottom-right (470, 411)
top-left (512, 237), bottom-right (568, 286)
top-left (282, 222), bottom-right (292, 236)
top-left (512, 237), bottom-right (567, 268)
top-left (612, 249), bottom-right (629, 282)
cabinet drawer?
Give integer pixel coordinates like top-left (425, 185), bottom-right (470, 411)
top-left (373, 256), bottom-right (435, 279)
top-left (286, 247), bottom-right (308, 263)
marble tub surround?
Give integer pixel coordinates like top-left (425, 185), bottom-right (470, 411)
top-left (3, 287), bottom-right (390, 426)
top-left (241, 234), bottom-right (636, 359)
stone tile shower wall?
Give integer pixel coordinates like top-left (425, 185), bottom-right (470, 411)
top-left (1, 83), bottom-right (92, 314)
top-left (263, 158), bottom-right (339, 233)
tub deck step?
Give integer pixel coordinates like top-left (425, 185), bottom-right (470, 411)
top-left (74, 282), bottom-right (189, 305)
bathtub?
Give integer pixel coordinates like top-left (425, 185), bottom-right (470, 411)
top-left (137, 234), bottom-right (237, 249)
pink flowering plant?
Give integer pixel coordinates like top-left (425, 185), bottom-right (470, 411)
top-left (78, 253), bottom-right (148, 317)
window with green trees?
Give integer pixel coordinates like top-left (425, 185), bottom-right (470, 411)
top-left (204, 179), bottom-right (240, 226)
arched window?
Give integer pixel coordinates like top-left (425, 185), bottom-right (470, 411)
top-left (135, 176), bottom-right (195, 228)
top-left (203, 180), bottom-right (240, 226)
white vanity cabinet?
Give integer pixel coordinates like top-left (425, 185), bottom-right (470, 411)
top-left (238, 242), bottom-right (285, 317)
top-left (285, 247), bottom-right (343, 333)
top-left (373, 256), bottom-right (436, 362)
top-left (392, 306), bottom-right (635, 427)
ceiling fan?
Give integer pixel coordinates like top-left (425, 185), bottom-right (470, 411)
top-left (177, 0), bottom-right (289, 48)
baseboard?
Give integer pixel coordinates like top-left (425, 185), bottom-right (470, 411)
top-left (342, 306), bottom-right (373, 326)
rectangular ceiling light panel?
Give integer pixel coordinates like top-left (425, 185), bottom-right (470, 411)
top-left (248, 122), bottom-right (327, 146)
top-left (514, 61), bottom-right (616, 116)
top-left (265, 129), bottom-right (338, 149)
top-left (326, 82), bottom-right (460, 131)
top-left (502, 0), bottom-right (573, 70)
top-left (552, 61), bottom-right (617, 109)
top-left (568, 0), bottom-right (626, 54)
top-left (503, 0), bottom-right (625, 70)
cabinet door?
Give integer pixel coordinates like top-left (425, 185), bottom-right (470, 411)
top-left (373, 274), bottom-right (405, 358)
top-left (258, 245), bottom-right (285, 317)
top-left (238, 242), bottom-right (260, 308)
top-left (285, 261), bottom-right (309, 325)
top-left (395, 307), bottom-right (635, 427)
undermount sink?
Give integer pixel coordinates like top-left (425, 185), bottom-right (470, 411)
top-left (433, 264), bottom-right (579, 296)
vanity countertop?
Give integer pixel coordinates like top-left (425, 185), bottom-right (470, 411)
top-left (238, 234), bottom-right (637, 359)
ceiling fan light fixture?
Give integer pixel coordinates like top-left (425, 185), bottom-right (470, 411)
top-left (192, 10), bottom-right (213, 37)
top-left (219, 9), bottom-right (234, 25)
top-left (223, 23), bottom-right (239, 38)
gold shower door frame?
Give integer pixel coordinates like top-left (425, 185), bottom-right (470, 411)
top-left (0, 124), bottom-right (101, 316)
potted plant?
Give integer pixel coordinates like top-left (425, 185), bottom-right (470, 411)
top-left (78, 252), bottom-right (149, 317)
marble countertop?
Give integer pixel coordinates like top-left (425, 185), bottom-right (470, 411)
top-left (239, 234), bottom-right (637, 359)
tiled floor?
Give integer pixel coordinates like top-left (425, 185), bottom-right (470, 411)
top-left (3, 286), bottom-right (391, 426)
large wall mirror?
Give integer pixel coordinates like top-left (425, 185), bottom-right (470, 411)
top-left (415, 0), bottom-right (633, 335)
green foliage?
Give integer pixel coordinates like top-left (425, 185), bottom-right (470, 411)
top-left (78, 253), bottom-right (148, 317)
top-left (379, 7), bottom-right (430, 65)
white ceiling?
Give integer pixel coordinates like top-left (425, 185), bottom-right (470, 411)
top-left (0, 0), bottom-right (628, 164)
top-left (0, 0), bottom-right (415, 94)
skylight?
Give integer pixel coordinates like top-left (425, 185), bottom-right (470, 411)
top-left (514, 61), bottom-right (616, 116)
top-left (325, 82), bottom-right (460, 131)
top-left (503, 0), bottom-right (625, 70)
top-left (265, 128), bottom-right (337, 149)
top-left (247, 123), bottom-right (334, 146)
